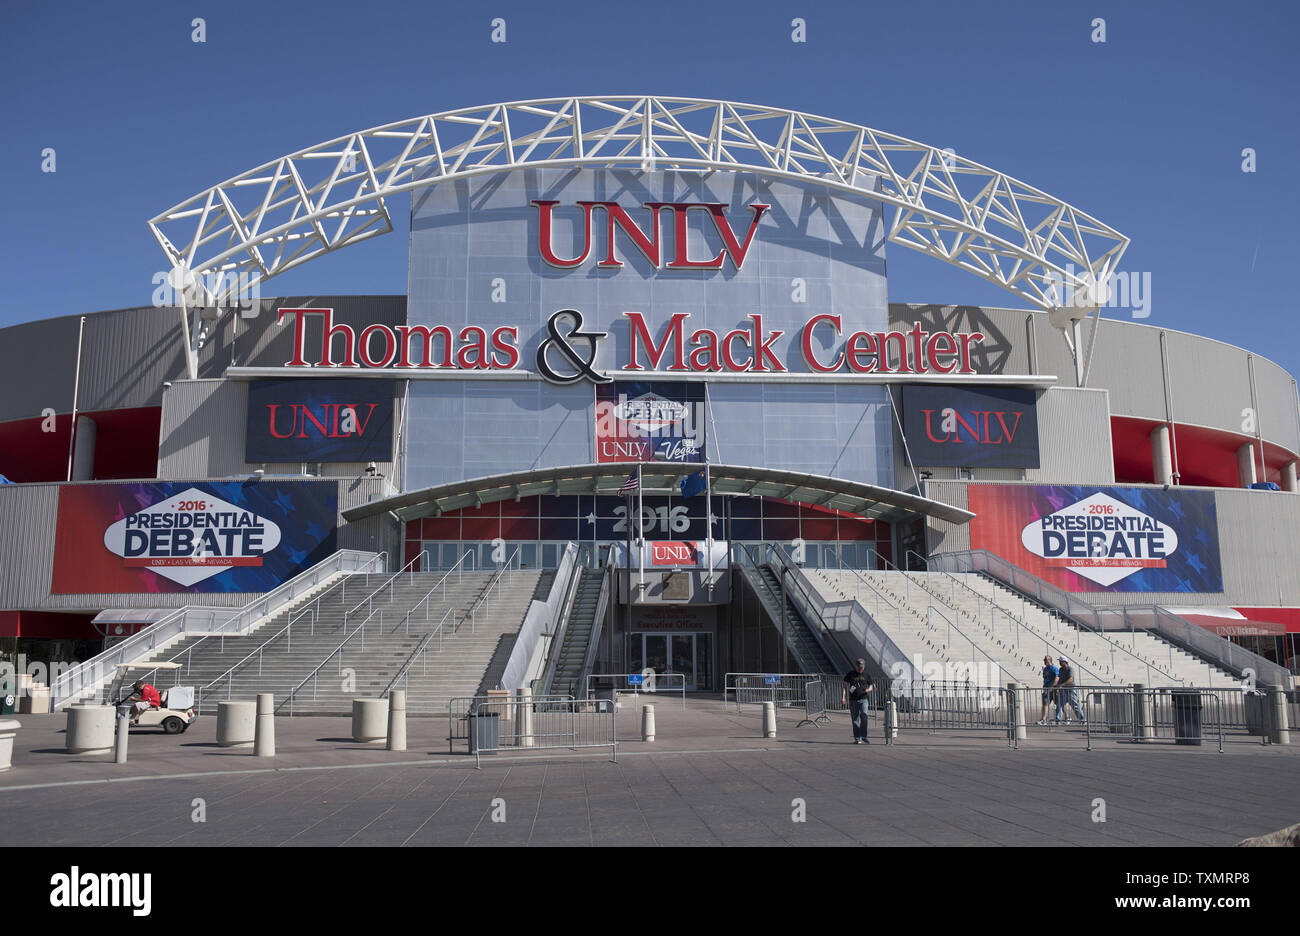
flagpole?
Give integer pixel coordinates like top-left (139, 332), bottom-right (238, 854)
top-left (705, 461), bottom-right (714, 600)
top-left (637, 460), bottom-right (645, 592)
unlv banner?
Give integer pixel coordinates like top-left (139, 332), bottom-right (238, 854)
top-left (902, 385), bottom-right (1039, 468)
top-left (595, 381), bottom-right (705, 463)
top-left (968, 485), bottom-right (1222, 593)
top-left (52, 482), bottom-right (338, 594)
top-left (246, 379), bottom-right (394, 463)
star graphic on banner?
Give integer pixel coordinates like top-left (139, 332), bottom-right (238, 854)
top-left (584, 512), bottom-right (597, 525)
top-left (273, 491), bottom-right (294, 512)
top-left (1186, 552), bottom-right (1206, 576)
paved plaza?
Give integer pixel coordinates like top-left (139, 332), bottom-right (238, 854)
top-left (2, 700), bottom-right (1296, 846)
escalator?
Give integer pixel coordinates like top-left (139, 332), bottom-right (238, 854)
top-left (735, 546), bottom-right (844, 675)
top-left (545, 567), bottom-right (607, 696)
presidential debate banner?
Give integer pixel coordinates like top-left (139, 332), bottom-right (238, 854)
top-left (595, 381), bottom-right (706, 464)
top-left (968, 484), bottom-right (1222, 593)
top-left (246, 378), bottom-right (394, 463)
top-left (902, 385), bottom-right (1039, 468)
top-left (52, 482), bottom-right (338, 594)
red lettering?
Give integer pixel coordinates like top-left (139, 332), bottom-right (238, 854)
top-left (925, 332), bottom-right (959, 374)
top-left (276, 307), bottom-right (332, 367)
top-left (847, 332), bottom-right (877, 372)
top-left (664, 205), bottom-right (725, 269)
top-left (802, 314), bottom-right (843, 372)
top-left (358, 324), bottom-right (396, 368)
top-left (588, 202), bottom-right (661, 267)
top-left (456, 326), bottom-right (488, 369)
top-left (873, 331), bottom-right (910, 373)
top-left (394, 325), bottom-right (453, 368)
top-left (626, 312), bottom-right (688, 370)
top-left (721, 329), bottom-right (752, 371)
top-left (688, 329), bottom-right (721, 371)
top-left (957, 332), bottom-right (985, 373)
top-left (266, 404), bottom-right (296, 439)
top-left (922, 410), bottom-right (949, 443)
top-left (298, 405), bottom-right (329, 439)
top-left (490, 326), bottom-right (519, 368)
top-left (707, 203), bottom-right (769, 268)
top-left (534, 200), bottom-right (595, 267)
top-left (994, 410), bottom-right (1023, 443)
top-left (909, 322), bottom-right (929, 373)
top-left (749, 315), bottom-right (785, 372)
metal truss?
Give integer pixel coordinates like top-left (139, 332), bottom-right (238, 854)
top-left (149, 96), bottom-right (1130, 377)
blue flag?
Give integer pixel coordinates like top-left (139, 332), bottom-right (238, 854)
top-left (680, 468), bottom-right (707, 499)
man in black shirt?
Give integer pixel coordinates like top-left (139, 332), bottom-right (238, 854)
top-left (842, 659), bottom-right (874, 744)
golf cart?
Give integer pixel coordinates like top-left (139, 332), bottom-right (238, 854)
top-left (109, 662), bottom-right (198, 734)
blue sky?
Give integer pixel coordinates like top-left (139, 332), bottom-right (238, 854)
top-left (1, 0), bottom-right (1296, 376)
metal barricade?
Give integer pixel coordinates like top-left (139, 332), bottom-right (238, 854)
top-left (585, 673), bottom-right (686, 710)
top-left (464, 697), bottom-right (616, 767)
top-left (447, 694), bottom-right (573, 753)
top-left (886, 680), bottom-right (1012, 734)
top-left (796, 679), bottom-right (831, 728)
top-left (724, 672), bottom-right (840, 711)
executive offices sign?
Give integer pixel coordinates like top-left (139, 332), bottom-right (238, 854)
top-left (901, 385), bottom-right (1040, 468)
top-left (245, 378), bottom-right (395, 462)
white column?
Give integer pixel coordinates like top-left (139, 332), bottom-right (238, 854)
top-left (1150, 425), bottom-right (1173, 486)
top-left (1236, 443), bottom-right (1257, 488)
top-left (1282, 461), bottom-right (1298, 493)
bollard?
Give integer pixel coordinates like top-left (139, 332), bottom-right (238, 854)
top-left (1268, 687), bottom-right (1291, 745)
top-left (66, 705), bottom-right (115, 755)
top-left (387, 690), bottom-right (406, 752)
top-left (641, 704), bottom-right (655, 742)
top-left (351, 698), bottom-right (388, 743)
top-left (0, 719), bottom-right (19, 771)
top-left (255, 693), bottom-right (275, 757)
top-left (1008, 682), bottom-right (1027, 740)
top-left (885, 701), bottom-right (898, 741)
top-left (216, 700), bottom-right (257, 748)
top-left (518, 687), bottom-right (534, 748)
top-left (761, 701), bottom-right (777, 738)
top-left (114, 714), bottom-right (129, 764)
top-left (1133, 683), bottom-right (1154, 742)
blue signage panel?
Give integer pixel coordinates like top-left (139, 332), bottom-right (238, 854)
top-left (901, 385), bottom-right (1040, 468)
top-left (246, 379), bottom-right (394, 463)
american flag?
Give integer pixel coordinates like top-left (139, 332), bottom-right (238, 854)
top-left (617, 467), bottom-right (640, 494)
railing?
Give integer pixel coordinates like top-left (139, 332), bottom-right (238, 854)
top-left (343, 549), bottom-right (429, 625)
top-left (446, 693), bottom-right (575, 752)
top-left (277, 610), bottom-right (386, 715)
top-left (724, 672), bottom-right (839, 711)
top-left (924, 605), bottom-right (1014, 686)
top-left (575, 551), bottom-right (615, 695)
top-left (868, 551), bottom-right (1107, 686)
top-left (586, 672), bottom-right (687, 709)
top-left (461, 546), bottom-right (521, 634)
top-left (732, 545), bottom-right (831, 675)
top-left (51, 548), bottom-right (384, 708)
top-left (910, 549), bottom-right (1182, 687)
top-left (538, 545), bottom-right (586, 694)
top-left (761, 544), bottom-right (855, 674)
top-left (797, 679), bottom-right (831, 727)
top-left (929, 547), bottom-right (1292, 690)
top-left (390, 550), bottom-right (476, 636)
top-left (466, 697), bottom-right (617, 767)
top-left (383, 607), bottom-right (456, 709)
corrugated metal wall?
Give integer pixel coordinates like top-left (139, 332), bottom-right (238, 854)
top-left (0, 477), bottom-right (399, 612)
top-left (157, 379), bottom-right (402, 482)
top-left (923, 480), bottom-right (1300, 606)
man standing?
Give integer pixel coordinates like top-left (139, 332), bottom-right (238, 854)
top-left (1036, 655), bottom-right (1058, 725)
top-left (842, 659), bottom-right (874, 744)
top-left (1053, 657), bottom-right (1087, 725)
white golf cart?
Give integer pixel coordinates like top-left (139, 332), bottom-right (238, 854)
top-left (109, 662), bottom-right (198, 734)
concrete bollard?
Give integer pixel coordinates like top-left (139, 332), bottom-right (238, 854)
top-left (1008, 682), bottom-right (1027, 741)
top-left (885, 701), bottom-right (898, 740)
top-left (1268, 687), bottom-right (1291, 745)
top-left (641, 704), bottom-right (655, 742)
top-left (762, 701), bottom-right (777, 738)
top-left (114, 713), bottom-right (129, 764)
top-left (66, 705), bottom-right (115, 755)
top-left (216, 700), bottom-right (257, 748)
top-left (255, 693), bottom-right (275, 757)
top-left (0, 719), bottom-right (18, 771)
top-left (387, 690), bottom-right (406, 752)
top-left (518, 687), bottom-right (534, 748)
top-left (1133, 684), bottom-right (1154, 742)
top-left (352, 698), bottom-right (388, 743)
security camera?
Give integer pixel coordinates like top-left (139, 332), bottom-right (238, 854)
top-left (366, 462), bottom-right (377, 476)
top-left (162, 381), bottom-right (172, 390)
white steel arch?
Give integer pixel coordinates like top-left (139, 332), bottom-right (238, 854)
top-left (149, 96), bottom-right (1129, 378)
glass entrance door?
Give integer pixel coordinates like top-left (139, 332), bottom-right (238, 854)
top-left (628, 632), bottom-right (712, 690)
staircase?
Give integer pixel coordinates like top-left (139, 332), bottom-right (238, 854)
top-left (121, 570), bottom-right (541, 715)
top-left (739, 562), bottom-right (837, 674)
top-left (808, 569), bottom-right (1235, 688)
top-left (547, 568), bottom-right (604, 696)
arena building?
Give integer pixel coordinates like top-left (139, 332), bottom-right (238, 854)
top-left (1, 97), bottom-right (1296, 706)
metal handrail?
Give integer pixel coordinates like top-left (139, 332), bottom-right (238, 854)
top-left (924, 605), bottom-right (1014, 685)
top-left (343, 549), bottom-right (429, 623)
top-left (733, 544), bottom-right (829, 675)
top-left (384, 607), bottom-right (456, 698)
top-left (459, 546), bottom-right (521, 634)
top-left (277, 617), bottom-right (374, 715)
top-left (905, 548), bottom-right (1174, 686)
top-left (391, 550), bottom-right (476, 635)
top-left (760, 544), bottom-right (854, 673)
top-left (574, 546), bottom-right (618, 695)
top-left (869, 550), bottom-right (1106, 685)
top-left (823, 562), bottom-right (908, 633)
top-left (540, 550), bottom-right (589, 694)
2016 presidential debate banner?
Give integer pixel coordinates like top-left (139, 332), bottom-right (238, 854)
top-left (245, 378), bottom-right (395, 463)
top-left (51, 482), bottom-right (338, 594)
top-left (968, 484), bottom-right (1223, 593)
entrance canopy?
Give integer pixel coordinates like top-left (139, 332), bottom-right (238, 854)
top-left (342, 463), bottom-right (974, 525)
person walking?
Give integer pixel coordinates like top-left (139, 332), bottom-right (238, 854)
top-left (1053, 657), bottom-right (1087, 725)
top-left (1036, 655), bottom-right (1058, 725)
top-left (842, 659), bottom-right (875, 744)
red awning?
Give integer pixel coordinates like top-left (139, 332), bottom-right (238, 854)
top-left (1180, 613), bottom-right (1287, 638)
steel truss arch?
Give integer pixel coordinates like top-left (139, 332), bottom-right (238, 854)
top-left (149, 95), bottom-right (1129, 369)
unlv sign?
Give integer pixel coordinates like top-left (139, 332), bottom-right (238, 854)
top-left (246, 378), bottom-right (395, 462)
top-left (534, 200), bottom-right (768, 270)
top-left (901, 385), bottom-right (1039, 468)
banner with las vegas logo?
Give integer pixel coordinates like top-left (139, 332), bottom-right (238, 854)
top-left (51, 481), bottom-right (338, 594)
top-left (968, 484), bottom-right (1222, 593)
top-left (595, 381), bottom-right (706, 464)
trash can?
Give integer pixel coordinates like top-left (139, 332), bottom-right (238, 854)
top-left (1103, 693), bottom-right (1133, 735)
top-left (1171, 689), bottom-right (1203, 746)
top-left (593, 688), bottom-right (615, 714)
top-left (0, 693), bottom-right (15, 715)
top-left (468, 710), bottom-right (500, 755)
top-left (1244, 692), bottom-right (1267, 736)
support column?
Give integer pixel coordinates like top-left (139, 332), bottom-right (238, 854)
top-left (1237, 443), bottom-right (1258, 488)
top-left (1150, 425), bottom-right (1173, 486)
top-left (1282, 461), bottom-right (1298, 493)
